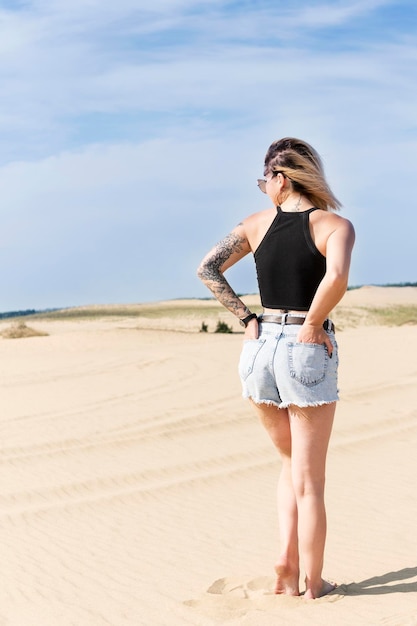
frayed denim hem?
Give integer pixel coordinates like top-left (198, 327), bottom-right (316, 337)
top-left (242, 393), bottom-right (281, 408)
top-left (277, 397), bottom-right (339, 409)
top-left (243, 393), bottom-right (339, 409)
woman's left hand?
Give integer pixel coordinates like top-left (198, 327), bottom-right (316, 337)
top-left (296, 322), bottom-right (333, 357)
top-left (244, 317), bottom-right (259, 340)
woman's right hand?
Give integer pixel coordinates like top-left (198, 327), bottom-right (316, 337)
top-left (296, 322), bottom-right (333, 357)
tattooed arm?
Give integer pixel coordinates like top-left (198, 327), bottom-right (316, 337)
top-left (197, 224), bottom-right (253, 319)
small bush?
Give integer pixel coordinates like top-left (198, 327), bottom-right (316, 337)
top-left (215, 320), bottom-right (233, 334)
top-left (1, 321), bottom-right (49, 339)
top-left (200, 321), bottom-right (208, 332)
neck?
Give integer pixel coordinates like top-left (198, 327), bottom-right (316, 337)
top-left (279, 192), bottom-right (303, 212)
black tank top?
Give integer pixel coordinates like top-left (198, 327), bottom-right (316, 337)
top-left (254, 206), bottom-right (326, 311)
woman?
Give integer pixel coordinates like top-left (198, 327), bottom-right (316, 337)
top-left (197, 137), bottom-right (355, 599)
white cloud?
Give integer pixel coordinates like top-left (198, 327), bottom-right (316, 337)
top-left (0, 1), bottom-right (414, 129)
top-left (285, 0), bottom-right (393, 27)
top-left (0, 134), bottom-right (260, 308)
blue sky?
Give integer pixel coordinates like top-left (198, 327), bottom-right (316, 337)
top-left (1, 0), bottom-right (416, 311)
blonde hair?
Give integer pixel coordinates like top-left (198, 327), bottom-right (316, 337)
top-left (264, 137), bottom-right (341, 211)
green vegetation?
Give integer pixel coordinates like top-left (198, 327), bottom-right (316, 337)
top-left (377, 282), bottom-right (417, 287)
top-left (332, 305), bottom-right (417, 329)
top-left (362, 305), bottom-right (417, 325)
top-left (348, 282), bottom-right (417, 290)
top-left (0, 309), bottom-right (37, 319)
top-left (1, 321), bottom-right (49, 339)
top-left (215, 320), bottom-right (233, 334)
top-left (1, 289), bottom-right (416, 331)
top-left (27, 303), bottom-right (231, 321)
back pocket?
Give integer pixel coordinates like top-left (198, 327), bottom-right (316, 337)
top-left (287, 342), bottom-right (328, 386)
top-left (238, 339), bottom-right (266, 381)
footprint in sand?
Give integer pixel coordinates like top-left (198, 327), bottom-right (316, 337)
top-left (207, 576), bottom-right (276, 599)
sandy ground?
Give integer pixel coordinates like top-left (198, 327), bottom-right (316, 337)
top-left (1, 287), bottom-right (416, 625)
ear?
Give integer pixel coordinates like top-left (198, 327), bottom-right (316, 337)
top-left (277, 172), bottom-right (287, 189)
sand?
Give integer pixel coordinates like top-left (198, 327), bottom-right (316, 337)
top-left (1, 287), bottom-right (416, 625)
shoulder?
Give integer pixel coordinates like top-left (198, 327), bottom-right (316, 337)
top-left (323, 213), bottom-right (355, 256)
top-left (241, 207), bottom-right (276, 224)
top-left (238, 207), bottom-right (277, 251)
top-left (239, 207), bottom-right (276, 234)
top-left (312, 209), bottom-right (355, 236)
top-left (310, 210), bottom-right (355, 257)
top-left (330, 213), bottom-right (355, 240)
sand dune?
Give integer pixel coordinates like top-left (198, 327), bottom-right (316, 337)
top-left (0, 288), bottom-right (416, 625)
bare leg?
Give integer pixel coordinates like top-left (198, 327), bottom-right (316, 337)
top-left (275, 457), bottom-right (300, 595)
top-left (250, 401), bottom-right (300, 595)
top-left (288, 403), bottom-right (336, 599)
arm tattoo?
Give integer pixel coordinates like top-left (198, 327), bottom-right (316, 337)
top-left (197, 233), bottom-right (251, 318)
top-left (198, 233), bottom-right (245, 280)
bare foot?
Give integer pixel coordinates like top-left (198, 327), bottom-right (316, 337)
top-left (304, 579), bottom-right (337, 600)
top-left (274, 561), bottom-right (300, 596)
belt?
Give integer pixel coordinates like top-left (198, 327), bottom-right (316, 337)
top-left (258, 314), bottom-right (335, 333)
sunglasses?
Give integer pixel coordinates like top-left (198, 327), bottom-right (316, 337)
top-left (257, 171), bottom-right (289, 194)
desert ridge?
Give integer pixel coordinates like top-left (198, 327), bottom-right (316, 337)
top-left (2, 284), bottom-right (415, 335)
top-left (0, 286), bottom-right (416, 625)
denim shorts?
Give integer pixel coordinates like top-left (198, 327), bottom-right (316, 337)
top-left (238, 321), bottom-right (339, 409)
